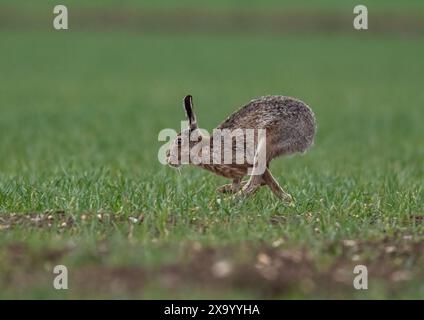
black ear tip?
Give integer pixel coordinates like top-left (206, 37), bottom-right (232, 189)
top-left (184, 95), bottom-right (193, 105)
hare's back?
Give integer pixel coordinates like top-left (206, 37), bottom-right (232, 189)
top-left (218, 95), bottom-right (314, 130)
top-left (218, 95), bottom-right (316, 157)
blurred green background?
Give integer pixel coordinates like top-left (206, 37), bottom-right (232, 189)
top-left (0, 1), bottom-right (423, 299)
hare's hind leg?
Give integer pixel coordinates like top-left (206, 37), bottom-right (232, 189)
top-left (262, 168), bottom-right (293, 203)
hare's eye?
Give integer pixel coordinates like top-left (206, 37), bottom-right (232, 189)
top-left (176, 138), bottom-right (182, 145)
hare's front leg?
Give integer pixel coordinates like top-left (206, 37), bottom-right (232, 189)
top-left (262, 168), bottom-right (293, 203)
top-left (216, 178), bottom-right (246, 194)
top-left (238, 136), bottom-right (267, 197)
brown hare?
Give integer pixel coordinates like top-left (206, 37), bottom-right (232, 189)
top-left (165, 95), bottom-right (316, 202)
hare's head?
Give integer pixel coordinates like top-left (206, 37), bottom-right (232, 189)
top-left (166, 95), bottom-right (205, 168)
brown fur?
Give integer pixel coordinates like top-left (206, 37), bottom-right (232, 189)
top-left (166, 95), bottom-right (316, 202)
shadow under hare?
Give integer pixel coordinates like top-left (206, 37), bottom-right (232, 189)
top-left (165, 95), bottom-right (316, 202)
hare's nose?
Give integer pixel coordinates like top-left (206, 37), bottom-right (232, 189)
top-left (166, 149), bottom-right (170, 157)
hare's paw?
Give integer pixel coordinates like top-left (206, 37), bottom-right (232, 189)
top-left (216, 184), bottom-right (234, 194)
top-left (216, 181), bottom-right (247, 194)
top-left (232, 185), bottom-right (251, 199)
top-left (240, 183), bottom-right (260, 196)
top-left (279, 192), bottom-right (295, 206)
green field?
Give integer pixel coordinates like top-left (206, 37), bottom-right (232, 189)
top-left (0, 1), bottom-right (423, 299)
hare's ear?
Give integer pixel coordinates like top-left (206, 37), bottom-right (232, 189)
top-left (183, 95), bottom-right (197, 130)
